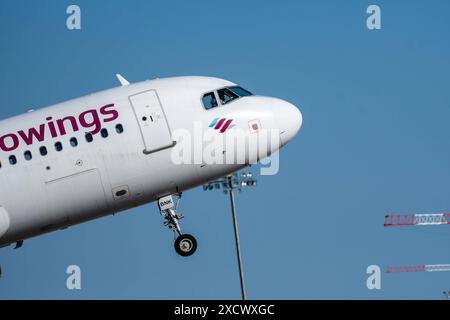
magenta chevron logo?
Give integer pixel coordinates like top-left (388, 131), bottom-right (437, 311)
top-left (208, 117), bottom-right (233, 133)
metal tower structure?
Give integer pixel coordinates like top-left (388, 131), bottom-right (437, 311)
top-left (203, 171), bottom-right (257, 300)
top-left (384, 213), bottom-right (450, 227)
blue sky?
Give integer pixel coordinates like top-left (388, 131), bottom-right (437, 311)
top-left (1, 0), bottom-right (450, 299)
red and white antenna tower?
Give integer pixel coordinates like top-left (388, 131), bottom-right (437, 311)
top-left (384, 212), bottom-right (450, 281)
top-left (386, 264), bottom-right (450, 274)
top-left (384, 213), bottom-right (450, 227)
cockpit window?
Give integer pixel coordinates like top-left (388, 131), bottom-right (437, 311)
top-left (202, 92), bottom-right (218, 110)
top-left (228, 86), bottom-right (253, 97)
top-left (202, 86), bottom-right (254, 110)
top-left (218, 88), bottom-right (239, 105)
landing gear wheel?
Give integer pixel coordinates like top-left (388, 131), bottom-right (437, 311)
top-left (174, 234), bottom-right (197, 257)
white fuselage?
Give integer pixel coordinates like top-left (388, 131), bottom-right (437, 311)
top-left (0, 76), bottom-right (302, 247)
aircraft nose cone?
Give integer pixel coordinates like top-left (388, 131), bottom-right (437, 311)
top-left (274, 99), bottom-right (303, 145)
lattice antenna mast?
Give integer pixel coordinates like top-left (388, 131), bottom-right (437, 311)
top-left (384, 213), bottom-right (450, 227)
top-left (203, 170), bottom-right (257, 301)
top-left (386, 264), bottom-right (450, 273)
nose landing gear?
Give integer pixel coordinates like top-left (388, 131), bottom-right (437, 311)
top-left (158, 194), bottom-right (197, 257)
top-left (174, 234), bottom-right (197, 257)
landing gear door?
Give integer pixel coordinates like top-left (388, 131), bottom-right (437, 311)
top-left (129, 90), bottom-right (174, 154)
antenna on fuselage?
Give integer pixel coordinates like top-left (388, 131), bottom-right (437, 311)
top-left (115, 74), bottom-right (130, 86)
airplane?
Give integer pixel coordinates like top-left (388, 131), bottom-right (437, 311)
top-left (0, 75), bottom-right (302, 258)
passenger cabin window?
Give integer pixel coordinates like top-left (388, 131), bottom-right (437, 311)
top-left (116, 124), bottom-right (124, 134)
top-left (55, 142), bottom-right (63, 152)
top-left (24, 151), bottom-right (32, 161)
top-left (85, 133), bottom-right (93, 143)
top-left (101, 128), bottom-right (109, 138)
top-left (40, 146), bottom-right (48, 156)
top-left (202, 92), bottom-right (218, 110)
top-left (70, 137), bottom-right (78, 147)
top-left (9, 155), bottom-right (17, 165)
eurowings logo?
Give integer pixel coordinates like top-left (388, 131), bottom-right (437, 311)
top-left (208, 118), bottom-right (234, 133)
top-left (0, 104), bottom-right (119, 153)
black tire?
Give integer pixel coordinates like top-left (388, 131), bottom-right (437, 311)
top-left (174, 234), bottom-right (197, 257)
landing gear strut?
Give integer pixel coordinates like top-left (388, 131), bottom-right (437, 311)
top-left (158, 194), bottom-right (197, 257)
